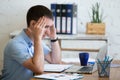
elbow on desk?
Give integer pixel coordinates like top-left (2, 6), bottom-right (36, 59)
top-left (28, 64), bottom-right (44, 74)
top-left (33, 68), bottom-right (44, 74)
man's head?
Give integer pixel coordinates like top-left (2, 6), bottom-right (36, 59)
top-left (26, 5), bottom-right (53, 27)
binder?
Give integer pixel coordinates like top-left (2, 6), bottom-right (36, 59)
top-left (51, 3), bottom-right (77, 34)
top-left (72, 4), bottom-right (77, 34)
top-left (51, 4), bottom-right (57, 29)
top-left (66, 4), bottom-right (72, 34)
top-left (56, 4), bottom-right (62, 33)
top-left (61, 4), bottom-right (67, 34)
top-left (66, 4), bottom-right (77, 34)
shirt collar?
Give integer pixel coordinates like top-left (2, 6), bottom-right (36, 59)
top-left (21, 29), bottom-right (33, 48)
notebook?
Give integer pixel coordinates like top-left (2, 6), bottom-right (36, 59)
top-left (44, 64), bottom-right (73, 72)
top-left (64, 45), bottom-right (107, 74)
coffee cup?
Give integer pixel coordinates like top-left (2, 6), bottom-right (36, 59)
top-left (79, 52), bottom-right (89, 66)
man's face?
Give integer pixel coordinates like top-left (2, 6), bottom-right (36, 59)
top-left (29, 17), bottom-right (54, 39)
top-left (42, 18), bottom-right (54, 39)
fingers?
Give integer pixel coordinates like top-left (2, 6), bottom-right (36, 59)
top-left (34, 16), bottom-right (47, 29)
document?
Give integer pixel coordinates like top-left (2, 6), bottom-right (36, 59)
top-left (34, 73), bottom-right (83, 80)
top-left (44, 64), bottom-right (72, 72)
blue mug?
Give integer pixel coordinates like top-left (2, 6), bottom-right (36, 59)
top-left (79, 52), bottom-right (89, 66)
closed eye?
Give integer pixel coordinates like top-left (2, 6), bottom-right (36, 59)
top-left (45, 26), bottom-right (49, 28)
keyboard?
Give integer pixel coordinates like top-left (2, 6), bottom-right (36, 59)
top-left (79, 66), bottom-right (93, 72)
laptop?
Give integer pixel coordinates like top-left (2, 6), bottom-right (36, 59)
top-left (64, 45), bottom-right (107, 74)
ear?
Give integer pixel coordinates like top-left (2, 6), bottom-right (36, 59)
top-left (29, 20), bottom-right (36, 28)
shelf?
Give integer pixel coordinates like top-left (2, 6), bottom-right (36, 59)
top-left (10, 30), bottom-right (108, 52)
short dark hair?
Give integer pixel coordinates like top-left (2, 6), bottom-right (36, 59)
top-left (26, 5), bottom-right (53, 27)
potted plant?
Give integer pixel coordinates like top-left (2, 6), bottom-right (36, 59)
top-left (86, 2), bottom-right (105, 35)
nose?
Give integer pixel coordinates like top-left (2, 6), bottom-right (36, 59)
top-left (44, 28), bottom-right (49, 34)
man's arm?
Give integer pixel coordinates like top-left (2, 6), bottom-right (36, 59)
top-left (23, 17), bottom-right (46, 74)
top-left (45, 39), bottom-right (62, 64)
top-left (44, 24), bottom-right (62, 64)
top-left (23, 39), bottom-right (44, 74)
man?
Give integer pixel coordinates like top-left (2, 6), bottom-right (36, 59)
top-left (1, 5), bottom-right (62, 80)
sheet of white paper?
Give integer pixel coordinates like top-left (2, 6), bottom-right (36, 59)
top-left (34, 73), bottom-right (83, 80)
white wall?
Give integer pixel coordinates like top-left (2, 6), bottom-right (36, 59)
top-left (0, 0), bottom-right (120, 71)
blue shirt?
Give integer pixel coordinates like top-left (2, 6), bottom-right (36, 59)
top-left (1, 29), bottom-right (51, 80)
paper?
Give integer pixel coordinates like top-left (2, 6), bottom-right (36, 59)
top-left (34, 73), bottom-right (83, 80)
top-left (44, 64), bottom-right (73, 72)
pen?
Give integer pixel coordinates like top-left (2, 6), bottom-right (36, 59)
top-left (101, 58), bottom-right (113, 74)
top-left (97, 59), bottom-right (107, 74)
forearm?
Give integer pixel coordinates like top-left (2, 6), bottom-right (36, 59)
top-left (50, 40), bottom-right (61, 64)
top-left (33, 38), bottom-right (44, 71)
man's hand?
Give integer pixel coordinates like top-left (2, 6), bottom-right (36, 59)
top-left (46, 24), bottom-right (57, 39)
top-left (30, 17), bottom-right (47, 40)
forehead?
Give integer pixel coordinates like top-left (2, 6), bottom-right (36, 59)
top-left (46, 18), bottom-right (53, 26)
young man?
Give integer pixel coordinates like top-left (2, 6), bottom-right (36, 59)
top-left (1, 5), bottom-right (62, 80)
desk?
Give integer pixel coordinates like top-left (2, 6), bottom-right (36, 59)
top-left (31, 61), bottom-right (120, 80)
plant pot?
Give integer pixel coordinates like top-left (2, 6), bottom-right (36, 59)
top-left (86, 23), bottom-right (105, 35)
